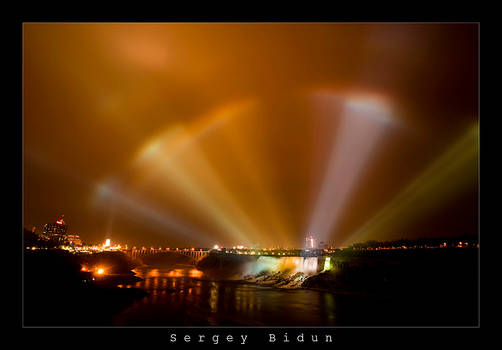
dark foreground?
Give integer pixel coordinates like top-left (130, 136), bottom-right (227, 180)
top-left (23, 249), bottom-right (147, 326)
top-left (23, 248), bottom-right (478, 327)
top-left (303, 248), bottom-right (479, 326)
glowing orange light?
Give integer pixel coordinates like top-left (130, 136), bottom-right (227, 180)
top-left (96, 268), bottom-right (105, 275)
top-left (81, 266), bottom-right (87, 271)
top-left (189, 269), bottom-right (203, 278)
top-left (168, 269), bottom-right (184, 277)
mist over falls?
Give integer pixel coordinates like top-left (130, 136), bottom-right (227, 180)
top-left (195, 253), bottom-right (322, 288)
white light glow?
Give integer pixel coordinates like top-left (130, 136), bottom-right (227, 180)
top-left (94, 181), bottom-right (212, 246)
top-left (307, 92), bottom-right (392, 243)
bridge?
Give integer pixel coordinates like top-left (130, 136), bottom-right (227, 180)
top-left (123, 247), bottom-right (336, 272)
top-left (125, 247), bottom-right (330, 260)
top-left (222, 248), bottom-right (328, 257)
top-left (125, 247), bottom-right (211, 260)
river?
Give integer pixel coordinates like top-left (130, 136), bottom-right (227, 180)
top-left (112, 258), bottom-right (477, 327)
top-left (113, 264), bottom-right (340, 326)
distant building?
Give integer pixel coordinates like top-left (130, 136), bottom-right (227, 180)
top-left (67, 234), bottom-right (82, 246)
top-left (43, 215), bottom-right (69, 245)
top-left (318, 241), bottom-right (329, 249)
top-left (44, 216), bottom-right (68, 235)
top-left (305, 235), bottom-right (317, 249)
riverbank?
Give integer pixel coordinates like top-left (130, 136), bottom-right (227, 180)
top-left (195, 248), bottom-right (478, 326)
top-left (23, 249), bottom-right (148, 326)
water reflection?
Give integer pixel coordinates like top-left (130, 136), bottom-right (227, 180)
top-left (209, 282), bottom-right (218, 314)
top-left (113, 266), bottom-right (338, 326)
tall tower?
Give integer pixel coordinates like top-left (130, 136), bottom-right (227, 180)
top-left (305, 235), bottom-right (316, 249)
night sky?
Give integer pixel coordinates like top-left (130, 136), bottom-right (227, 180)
top-left (23, 23), bottom-right (478, 248)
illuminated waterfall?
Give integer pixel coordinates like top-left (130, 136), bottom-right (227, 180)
top-left (245, 256), bottom-right (318, 276)
top-left (239, 256), bottom-right (319, 288)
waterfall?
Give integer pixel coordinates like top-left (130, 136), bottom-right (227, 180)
top-left (302, 257), bottom-right (319, 274)
top-left (240, 256), bottom-right (319, 288)
top-left (246, 256), bottom-right (318, 275)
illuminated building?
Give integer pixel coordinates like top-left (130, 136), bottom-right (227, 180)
top-left (99, 238), bottom-right (123, 251)
top-left (305, 235), bottom-right (316, 249)
top-left (42, 215), bottom-right (69, 245)
top-left (44, 216), bottom-right (68, 235)
top-left (67, 234), bottom-right (82, 246)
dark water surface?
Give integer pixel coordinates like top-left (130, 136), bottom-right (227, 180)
top-left (113, 265), bottom-right (340, 326)
top-left (113, 263), bottom-right (477, 327)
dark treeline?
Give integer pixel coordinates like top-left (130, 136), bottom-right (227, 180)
top-left (23, 228), bottom-right (52, 247)
top-left (348, 235), bottom-right (478, 249)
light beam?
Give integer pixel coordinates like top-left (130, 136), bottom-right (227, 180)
top-left (306, 91), bottom-right (393, 244)
top-left (343, 123), bottom-right (478, 246)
